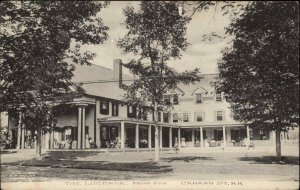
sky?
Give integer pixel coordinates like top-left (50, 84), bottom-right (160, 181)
top-left (82, 1), bottom-right (232, 75)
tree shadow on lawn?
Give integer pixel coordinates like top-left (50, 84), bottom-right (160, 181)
top-left (239, 156), bottom-right (299, 165)
top-left (4, 159), bottom-right (173, 174)
top-left (162, 156), bottom-right (214, 163)
top-left (0, 150), bottom-right (17, 154)
top-left (43, 151), bottom-right (99, 160)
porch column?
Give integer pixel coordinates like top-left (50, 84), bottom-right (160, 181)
top-left (77, 107), bottom-right (82, 149)
top-left (192, 130), bottom-right (195, 146)
top-left (148, 125), bottom-right (151, 148)
top-left (246, 125), bottom-right (250, 148)
top-left (223, 126), bottom-right (226, 147)
top-left (17, 113), bottom-right (22, 149)
top-left (50, 124), bottom-right (54, 149)
top-left (121, 121), bottom-right (125, 149)
top-left (45, 132), bottom-right (50, 149)
top-left (21, 123), bottom-right (25, 149)
top-left (200, 127), bottom-right (204, 147)
top-left (178, 127), bottom-right (181, 148)
top-left (135, 124), bottom-right (139, 149)
top-left (159, 126), bottom-right (163, 148)
top-left (96, 100), bottom-right (101, 148)
top-left (109, 101), bottom-right (112, 116)
top-left (34, 131), bottom-right (37, 149)
top-left (169, 127), bottom-right (172, 148)
top-left (272, 131), bottom-right (276, 150)
top-left (82, 106), bottom-right (86, 149)
top-left (117, 125), bottom-right (120, 138)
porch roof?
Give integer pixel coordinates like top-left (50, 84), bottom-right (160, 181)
top-left (175, 121), bottom-right (244, 128)
top-left (97, 116), bottom-right (177, 127)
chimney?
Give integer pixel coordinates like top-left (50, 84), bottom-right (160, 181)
top-left (113, 59), bottom-right (122, 88)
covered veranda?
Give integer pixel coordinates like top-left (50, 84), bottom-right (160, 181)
top-left (178, 124), bottom-right (252, 148)
top-left (97, 117), bottom-right (180, 151)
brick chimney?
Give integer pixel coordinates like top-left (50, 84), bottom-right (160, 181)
top-left (113, 59), bottom-right (122, 88)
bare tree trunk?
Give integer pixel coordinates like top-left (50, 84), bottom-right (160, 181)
top-left (36, 124), bottom-right (42, 157)
top-left (275, 128), bottom-right (281, 162)
top-left (154, 101), bottom-right (160, 161)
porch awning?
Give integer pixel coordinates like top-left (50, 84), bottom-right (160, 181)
top-left (98, 116), bottom-right (177, 127)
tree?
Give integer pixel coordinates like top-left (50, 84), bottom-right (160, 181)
top-left (0, 1), bottom-right (109, 156)
top-left (217, 2), bottom-right (299, 161)
top-left (117, 1), bottom-right (201, 161)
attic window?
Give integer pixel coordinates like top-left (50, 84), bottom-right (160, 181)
top-left (216, 92), bottom-right (222, 102)
top-left (196, 94), bottom-right (203, 104)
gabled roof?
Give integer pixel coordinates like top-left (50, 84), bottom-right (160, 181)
top-left (70, 62), bottom-right (219, 101)
top-left (191, 87), bottom-right (208, 95)
top-left (177, 74), bottom-right (219, 98)
top-left (166, 87), bottom-right (185, 96)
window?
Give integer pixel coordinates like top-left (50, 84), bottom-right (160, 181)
top-left (182, 112), bottom-right (189, 122)
top-left (195, 112), bottom-right (205, 122)
top-left (61, 130), bottom-right (65, 141)
top-left (100, 100), bottom-right (109, 115)
top-left (196, 94), bottom-right (202, 103)
top-left (127, 105), bottom-right (136, 118)
top-left (163, 112), bottom-right (169, 123)
top-left (164, 96), bottom-right (171, 105)
top-left (216, 92), bottom-right (222, 102)
top-left (112, 102), bottom-right (119, 117)
top-left (259, 129), bottom-right (269, 140)
top-left (173, 95), bottom-right (179, 105)
top-left (216, 111), bottom-right (223, 121)
top-left (173, 113), bottom-right (179, 123)
top-left (142, 108), bottom-right (148, 121)
top-left (213, 129), bottom-right (223, 141)
top-left (158, 111), bottom-right (162, 122)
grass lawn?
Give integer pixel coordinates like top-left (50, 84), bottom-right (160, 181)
top-left (1, 149), bottom-right (299, 182)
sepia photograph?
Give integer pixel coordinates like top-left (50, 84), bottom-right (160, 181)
top-left (0, 1), bottom-right (299, 190)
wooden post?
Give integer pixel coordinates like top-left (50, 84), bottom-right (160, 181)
top-left (159, 126), bottom-right (163, 149)
top-left (178, 127), bottom-right (181, 149)
top-left (96, 100), bottom-right (101, 148)
top-left (246, 125), bottom-right (250, 148)
top-left (200, 127), bottom-right (204, 148)
top-left (121, 122), bottom-right (125, 149)
top-left (77, 107), bottom-right (82, 149)
top-left (223, 126), bottom-right (226, 148)
top-left (17, 113), bottom-right (22, 149)
top-left (82, 106), bottom-right (86, 149)
top-left (135, 124), bottom-right (139, 149)
top-left (192, 130), bottom-right (195, 146)
top-left (21, 124), bottom-right (25, 149)
top-left (169, 127), bottom-right (172, 148)
top-left (148, 125), bottom-right (152, 149)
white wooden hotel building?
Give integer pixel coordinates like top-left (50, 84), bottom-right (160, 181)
top-left (8, 60), bottom-right (285, 150)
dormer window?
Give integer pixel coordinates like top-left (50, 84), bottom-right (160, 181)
top-left (196, 94), bottom-right (203, 104)
top-left (216, 92), bottom-right (222, 102)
